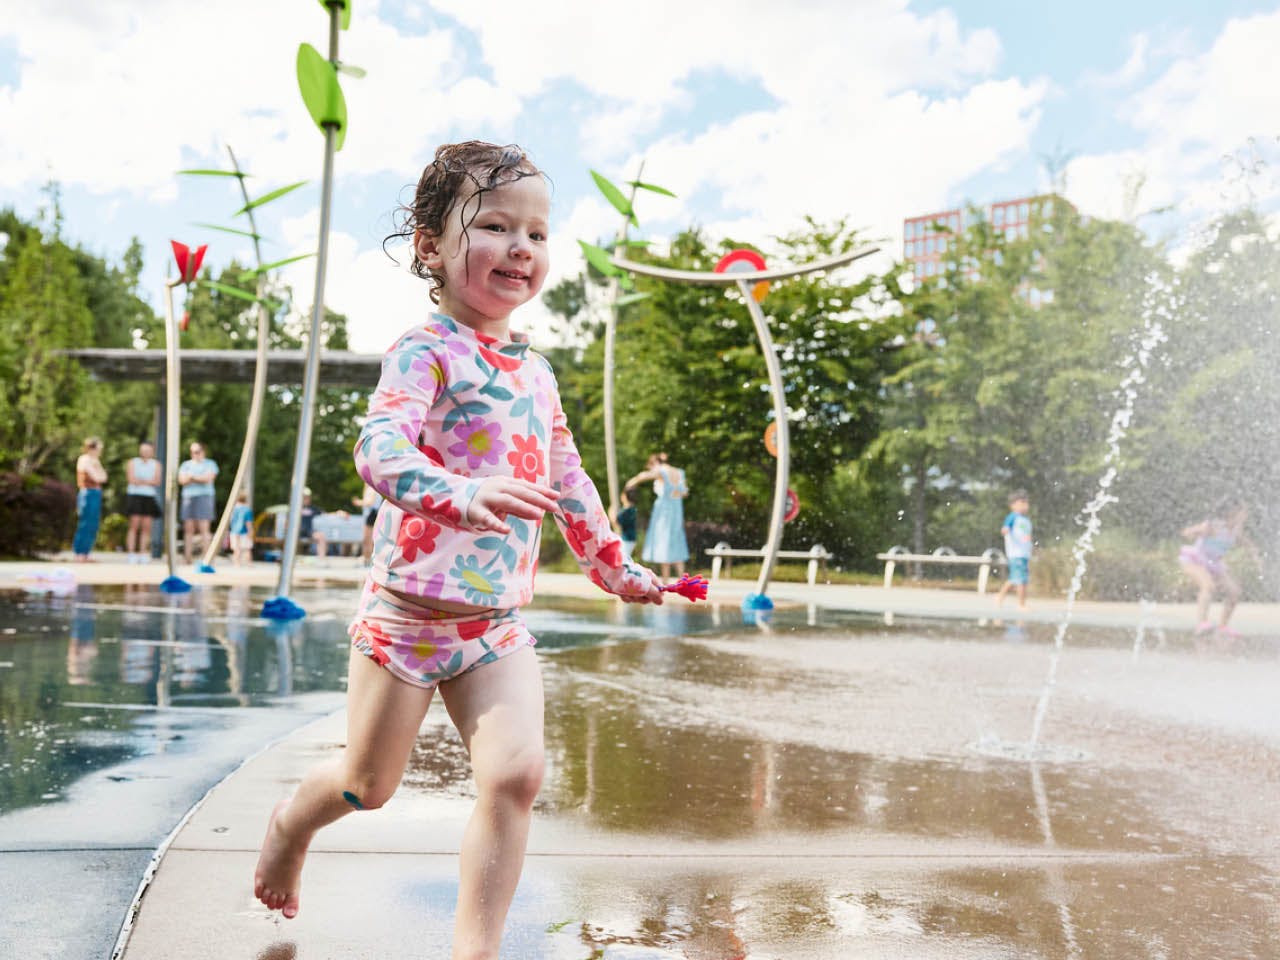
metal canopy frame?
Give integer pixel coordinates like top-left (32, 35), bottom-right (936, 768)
top-left (609, 245), bottom-right (879, 599)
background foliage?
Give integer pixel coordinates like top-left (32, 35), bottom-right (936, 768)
top-left (2, 186), bottom-right (1275, 602)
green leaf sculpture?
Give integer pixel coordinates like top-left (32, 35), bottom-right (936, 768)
top-left (241, 253), bottom-right (316, 278)
top-left (628, 180), bottom-right (677, 198)
top-left (176, 168), bottom-right (246, 178)
top-left (590, 170), bottom-right (637, 226)
top-left (297, 43), bottom-right (348, 150)
top-left (234, 180), bottom-right (309, 216)
top-left (578, 240), bottom-right (622, 278)
top-left (191, 222), bottom-right (264, 241)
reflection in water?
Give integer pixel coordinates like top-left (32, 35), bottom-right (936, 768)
top-left (67, 584), bottom-right (98, 686)
top-left (0, 584), bottom-right (352, 815)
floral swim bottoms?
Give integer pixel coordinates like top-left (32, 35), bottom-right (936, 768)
top-left (348, 582), bottom-right (535, 690)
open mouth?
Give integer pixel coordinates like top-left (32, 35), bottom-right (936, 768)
top-left (494, 269), bottom-right (528, 282)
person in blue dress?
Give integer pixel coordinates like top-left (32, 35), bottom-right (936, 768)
top-left (626, 452), bottom-right (689, 579)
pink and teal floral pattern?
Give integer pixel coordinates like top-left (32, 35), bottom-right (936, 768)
top-left (354, 313), bottom-right (660, 609)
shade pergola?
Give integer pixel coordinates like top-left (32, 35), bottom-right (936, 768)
top-left (61, 348), bottom-right (382, 386)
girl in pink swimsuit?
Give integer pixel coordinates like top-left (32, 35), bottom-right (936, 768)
top-left (253, 142), bottom-right (665, 955)
top-left (1178, 501), bottom-right (1255, 637)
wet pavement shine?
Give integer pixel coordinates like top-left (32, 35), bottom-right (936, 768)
top-left (106, 599), bottom-right (1280, 959)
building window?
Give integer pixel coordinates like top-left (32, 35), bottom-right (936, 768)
top-left (938, 237), bottom-right (948, 253)
top-left (1019, 202), bottom-right (1029, 220)
top-left (993, 206), bottom-right (1005, 225)
top-left (1006, 226), bottom-right (1017, 242)
top-left (950, 214), bottom-right (960, 231)
top-left (906, 222), bottom-right (915, 239)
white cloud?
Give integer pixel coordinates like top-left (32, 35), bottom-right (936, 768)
top-left (1084, 33), bottom-right (1150, 90)
top-left (0, 0), bottom-right (514, 193)
top-left (2, 0), bottom-right (1047, 354)
top-left (1067, 10), bottom-right (1280, 223)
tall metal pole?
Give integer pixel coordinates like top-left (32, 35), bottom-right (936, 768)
top-left (270, 4), bottom-right (341, 608)
top-left (739, 280), bottom-right (791, 598)
top-left (201, 145), bottom-right (272, 569)
top-left (601, 162), bottom-right (644, 517)
top-left (160, 280), bottom-right (181, 580)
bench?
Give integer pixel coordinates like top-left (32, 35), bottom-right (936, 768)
top-left (876, 546), bottom-right (1006, 594)
top-left (254, 507), bottom-right (365, 558)
top-left (706, 541), bottom-right (832, 586)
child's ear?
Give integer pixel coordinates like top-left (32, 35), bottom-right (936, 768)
top-left (414, 229), bottom-right (442, 270)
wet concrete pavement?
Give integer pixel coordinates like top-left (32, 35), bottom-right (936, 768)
top-left (117, 611), bottom-right (1280, 959)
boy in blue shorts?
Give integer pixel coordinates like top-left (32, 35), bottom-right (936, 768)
top-left (995, 490), bottom-right (1032, 609)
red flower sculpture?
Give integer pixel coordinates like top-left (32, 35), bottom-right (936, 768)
top-left (662, 573), bottom-right (709, 602)
top-left (169, 241), bottom-right (208, 285)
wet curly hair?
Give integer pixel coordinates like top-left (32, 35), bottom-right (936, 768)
top-left (384, 141), bottom-right (544, 304)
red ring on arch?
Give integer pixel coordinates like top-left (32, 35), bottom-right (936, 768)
top-left (714, 249), bottom-right (767, 273)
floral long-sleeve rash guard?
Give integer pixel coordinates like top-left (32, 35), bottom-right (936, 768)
top-left (355, 313), bottom-right (658, 609)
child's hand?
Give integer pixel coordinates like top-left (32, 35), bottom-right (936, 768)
top-left (467, 477), bottom-right (560, 534)
top-left (617, 566), bottom-right (664, 605)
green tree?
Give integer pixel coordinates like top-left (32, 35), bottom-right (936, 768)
top-left (1122, 208), bottom-right (1280, 584)
top-left (0, 208), bottom-right (96, 476)
top-left (547, 220), bottom-right (903, 564)
top-left (867, 199), bottom-right (1166, 558)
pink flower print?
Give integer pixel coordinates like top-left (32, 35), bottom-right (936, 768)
top-left (448, 417), bottom-right (506, 469)
top-left (399, 570), bottom-right (446, 599)
top-left (410, 353), bottom-right (448, 393)
top-left (402, 627), bottom-right (449, 672)
top-left (505, 434), bottom-right (544, 483)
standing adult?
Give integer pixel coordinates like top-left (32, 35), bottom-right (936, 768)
top-left (124, 441), bottom-right (162, 564)
top-left (178, 442), bottom-right (219, 564)
top-left (72, 437), bottom-right (108, 562)
top-left (626, 452), bottom-right (690, 580)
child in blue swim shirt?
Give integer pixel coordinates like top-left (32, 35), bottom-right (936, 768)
top-left (995, 490), bottom-right (1032, 609)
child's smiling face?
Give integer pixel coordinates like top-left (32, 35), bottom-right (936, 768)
top-left (415, 175), bottom-right (550, 332)
top-left (1012, 497), bottom-right (1030, 514)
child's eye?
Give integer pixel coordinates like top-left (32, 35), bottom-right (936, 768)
top-left (531, 231), bottom-right (546, 242)
top-left (482, 223), bottom-right (504, 232)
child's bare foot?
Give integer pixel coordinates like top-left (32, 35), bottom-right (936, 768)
top-left (254, 799), bottom-right (309, 918)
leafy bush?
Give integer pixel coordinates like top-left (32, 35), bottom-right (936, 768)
top-left (98, 513), bottom-right (129, 551)
top-left (0, 472), bottom-right (76, 557)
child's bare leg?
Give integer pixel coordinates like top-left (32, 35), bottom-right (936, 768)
top-left (994, 580), bottom-right (1011, 606)
top-left (1182, 562), bottom-right (1214, 625)
top-left (675, 561), bottom-right (686, 577)
top-left (660, 563), bottom-right (672, 580)
top-left (1217, 572), bottom-right (1242, 626)
top-left (441, 646), bottom-right (544, 960)
top-left (1016, 583), bottom-right (1028, 609)
top-left (254, 648), bottom-right (433, 918)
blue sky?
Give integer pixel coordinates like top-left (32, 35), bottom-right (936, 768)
top-left (2, 1), bottom-right (1278, 352)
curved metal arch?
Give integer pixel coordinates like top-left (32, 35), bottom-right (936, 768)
top-left (609, 244), bottom-right (879, 599)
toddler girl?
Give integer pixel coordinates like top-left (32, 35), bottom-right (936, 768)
top-left (252, 141), bottom-right (664, 958)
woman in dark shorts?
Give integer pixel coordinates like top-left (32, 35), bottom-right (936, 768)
top-left (178, 442), bottom-right (219, 563)
top-left (125, 441), bottom-right (162, 564)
